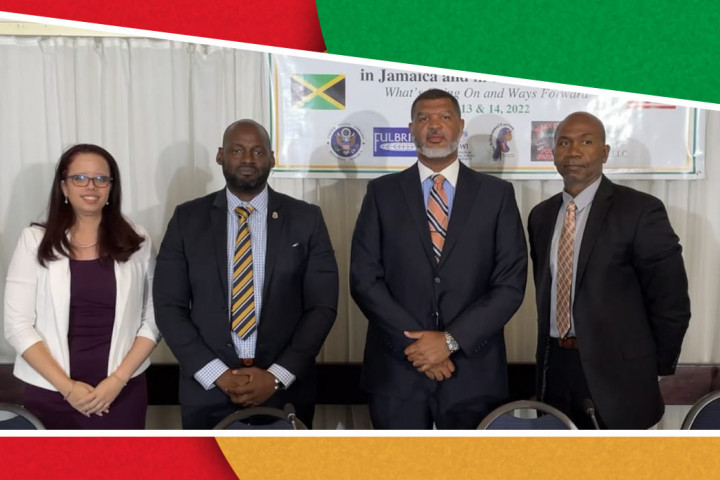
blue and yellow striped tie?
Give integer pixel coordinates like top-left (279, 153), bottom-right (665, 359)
top-left (231, 206), bottom-right (257, 340)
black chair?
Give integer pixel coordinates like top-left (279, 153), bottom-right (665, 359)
top-left (213, 404), bottom-right (307, 430)
top-left (681, 390), bottom-right (720, 429)
top-left (0, 403), bottom-right (45, 430)
top-left (478, 400), bottom-right (577, 430)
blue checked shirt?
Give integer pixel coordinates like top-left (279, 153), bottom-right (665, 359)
top-left (194, 186), bottom-right (296, 390)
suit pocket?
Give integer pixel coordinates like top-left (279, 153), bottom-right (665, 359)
top-left (273, 242), bottom-right (307, 282)
top-left (622, 337), bottom-right (657, 360)
top-left (290, 242), bottom-right (307, 270)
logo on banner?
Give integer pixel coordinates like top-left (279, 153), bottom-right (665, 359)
top-left (328, 124), bottom-right (363, 160)
top-left (373, 128), bottom-right (416, 157)
top-left (530, 121), bottom-right (559, 161)
top-left (291, 74), bottom-right (346, 110)
top-left (489, 123), bottom-right (515, 162)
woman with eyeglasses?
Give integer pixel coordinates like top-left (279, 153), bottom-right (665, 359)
top-left (4, 144), bottom-right (160, 429)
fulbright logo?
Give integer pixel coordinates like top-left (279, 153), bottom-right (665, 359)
top-left (373, 127), bottom-right (416, 157)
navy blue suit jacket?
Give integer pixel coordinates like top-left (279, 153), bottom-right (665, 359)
top-left (154, 188), bottom-right (338, 427)
top-left (351, 162), bottom-right (527, 410)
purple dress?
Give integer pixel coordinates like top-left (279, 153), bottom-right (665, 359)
top-left (23, 259), bottom-right (147, 429)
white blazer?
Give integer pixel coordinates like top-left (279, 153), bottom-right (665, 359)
top-left (4, 224), bottom-right (161, 391)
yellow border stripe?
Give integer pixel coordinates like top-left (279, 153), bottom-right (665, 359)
top-left (218, 437), bottom-right (720, 480)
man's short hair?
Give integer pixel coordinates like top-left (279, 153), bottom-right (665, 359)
top-left (411, 89), bottom-right (461, 119)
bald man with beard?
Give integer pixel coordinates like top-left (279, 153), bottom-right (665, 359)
top-left (155, 120), bottom-right (338, 429)
top-left (528, 112), bottom-right (690, 429)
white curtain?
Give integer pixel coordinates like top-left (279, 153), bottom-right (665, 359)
top-left (1, 36), bottom-right (718, 429)
top-left (0, 36), bottom-right (269, 365)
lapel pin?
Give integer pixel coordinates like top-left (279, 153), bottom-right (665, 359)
top-left (272, 211), bottom-right (279, 219)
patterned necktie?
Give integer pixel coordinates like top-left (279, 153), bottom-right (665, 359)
top-left (556, 200), bottom-right (577, 338)
top-left (231, 206), bottom-right (257, 340)
top-left (427, 174), bottom-right (449, 263)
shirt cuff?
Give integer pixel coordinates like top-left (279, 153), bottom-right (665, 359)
top-left (194, 359), bottom-right (229, 390)
top-left (267, 363), bottom-right (296, 389)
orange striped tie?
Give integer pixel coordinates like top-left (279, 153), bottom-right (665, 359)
top-left (231, 206), bottom-right (256, 340)
top-left (427, 174), bottom-right (449, 263)
top-left (556, 200), bottom-right (576, 338)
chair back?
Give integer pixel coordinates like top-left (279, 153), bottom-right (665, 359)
top-left (478, 400), bottom-right (577, 430)
top-left (681, 390), bottom-right (720, 429)
top-left (213, 404), bottom-right (307, 430)
top-left (0, 403), bottom-right (45, 430)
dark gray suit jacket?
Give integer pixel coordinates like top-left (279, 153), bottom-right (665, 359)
top-left (528, 175), bottom-right (690, 428)
top-left (154, 188), bottom-right (338, 427)
top-left (350, 162), bottom-right (527, 410)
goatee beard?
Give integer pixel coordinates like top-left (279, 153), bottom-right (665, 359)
top-left (223, 168), bottom-right (271, 196)
top-left (414, 139), bottom-right (460, 158)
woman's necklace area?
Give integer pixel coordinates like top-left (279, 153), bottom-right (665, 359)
top-left (70, 234), bottom-right (98, 249)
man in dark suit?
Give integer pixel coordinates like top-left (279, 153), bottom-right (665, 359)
top-left (528, 112), bottom-right (690, 429)
top-left (154, 119), bottom-right (338, 429)
top-left (350, 89), bottom-right (527, 429)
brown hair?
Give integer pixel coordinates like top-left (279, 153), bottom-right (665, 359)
top-left (34, 144), bottom-right (143, 267)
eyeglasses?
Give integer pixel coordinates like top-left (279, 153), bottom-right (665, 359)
top-left (65, 174), bottom-right (113, 188)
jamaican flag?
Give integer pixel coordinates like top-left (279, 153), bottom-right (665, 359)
top-left (291, 74), bottom-right (345, 109)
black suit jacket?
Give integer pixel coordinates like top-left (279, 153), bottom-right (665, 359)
top-left (154, 188), bottom-right (338, 427)
top-left (350, 162), bottom-right (527, 408)
top-left (528, 175), bottom-right (690, 428)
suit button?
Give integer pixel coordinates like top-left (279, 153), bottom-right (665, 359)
top-left (223, 307), bottom-right (228, 312)
top-left (226, 343), bottom-right (233, 348)
top-left (434, 277), bottom-right (441, 284)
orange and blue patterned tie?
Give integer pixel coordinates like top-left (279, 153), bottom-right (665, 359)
top-left (427, 174), bottom-right (449, 263)
top-left (231, 206), bottom-right (256, 340)
top-left (556, 200), bottom-right (576, 338)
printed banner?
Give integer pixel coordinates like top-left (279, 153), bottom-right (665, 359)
top-left (272, 55), bottom-right (706, 179)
